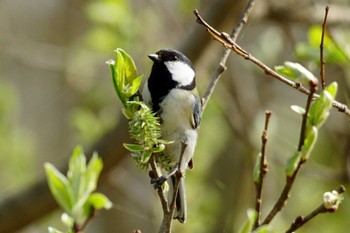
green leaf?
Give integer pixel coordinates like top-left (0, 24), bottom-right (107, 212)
top-left (252, 225), bottom-right (269, 233)
top-left (275, 62), bottom-right (317, 85)
top-left (85, 153), bottom-right (103, 195)
top-left (301, 126), bottom-right (318, 161)
top-left (61, 212), bottom-right (74, 228)
top-left (118, 48), bottom-right (137, 84)
top-left (285, 151), bottom-right (301, 177)
top-left (308, 82), bottom-right (337, 128)
top-left (115, 49), bottom-right (126, 103)
top-left (87, 193), bottom-right (113, 210)
top-left (48, 227), bottom-right (64, 233)
top-left (67, 145), bottom-right (86, 203)
top-left (290, 105), bottom-right (306, 115)
top-left (253, 153), bottom-right (262, 184)
top-left (125, 74), bottom-right (143, 97)
top-left (141, 151), bottom-right (152, 163)
top-left (238, 209), bottom-right (258, 233)
top-left (152, 143), bottom-right (166, 153)
top-left (123, 143), bottom-right (145, 152)
top-left (45, 163), bottom-right (73, 213)
top-left (107, 59), bottom-right (124, 106)
top-left (296, 26), bottom-right (348, 64)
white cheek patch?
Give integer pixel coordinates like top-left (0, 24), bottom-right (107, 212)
top-left (165, 61), bottom-right (195, 86)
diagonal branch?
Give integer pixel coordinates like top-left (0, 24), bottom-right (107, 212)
top-left (201, 0), bottom-right (256, 111)
top-left (193, 9), bottom-right (350, 119)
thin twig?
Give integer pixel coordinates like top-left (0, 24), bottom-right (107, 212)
top-left (262, 81), bottom-right (318, 225)
top-left (285, 186), bottom-right (345, 233)
top-left (200, 0), bottom-right (256, 111)
top-left (149, 155), bottom-right (169, 214)
top-left (193, 10), bottom-right (350, 119)
top-left (320, 6), bottom-right (329, 90)
top-left (298, 81), bottom-right (318, 152)
top-left (158, 143), bottom-right (187, 233)
top-left (253, 111), bottom-right (272, 229)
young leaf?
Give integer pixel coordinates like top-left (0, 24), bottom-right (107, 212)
top-left (118, 48), bottom-right (137, 84)
top-left (301, 126), bottom-right (318, 161)
top-left (115, 49), bottom-right (126, 103)
top-left (252, 225), bottom-right (269, 233)
top-left (107, 59), bottom-right (125, 107)
top-left (275, 62), bottom-right (317, 85)
top-left (45, 163), bottom-right (73, 213)
top-left (61, 213), bottom-right (74, 228)
top-left (141, 151), bottom-right (152, 163)
top-left (87, 193), bottom-right (113, 210)
top-left (253, 152), bottom-right (262, 184)
top-left (123, 143), bottom-right (145, 152)
top-left (238, 209), bottom-right (258, 233)
top-left (308, 82), bottom-right (337, 128)
top-left (290, 105), bottom-right (306, 115)
top-left (71, 152), bottom-right (102, 220)
top-left (48, 227), bottom-right (64, 233)
top-left (85, 153), bottom-right (103, 195)
top-left (67, 145), bottom-right (87, 203)
top-left (285, 151), bottom-right (301, 177)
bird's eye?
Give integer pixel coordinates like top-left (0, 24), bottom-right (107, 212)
top-left (173, 55), bottom-right (178, 61)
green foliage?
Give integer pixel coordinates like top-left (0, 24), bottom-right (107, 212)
top-left (107, 48), bottom-right (143, 118)
top-left (307, 82), bottom-right (337, 128)
top-left (275, 61), bottom-right (317, 85)
top-left (45, 146), bottom-right (112, 232)
top-left (253, 152), bottom-right (262, 184)
top-left (107, 49), bottom-right (172, 167)
top-left (295, 25), bottom-right (348, 64)
top-left (285, 82), bottom-right (338, 176)
top-left (239, 209), bottom-right (269, 233)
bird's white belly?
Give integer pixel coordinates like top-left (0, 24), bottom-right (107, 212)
top-left (159, 89), bottom-right (198, 171)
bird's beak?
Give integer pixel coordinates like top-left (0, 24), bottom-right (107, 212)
top-left (148, 53), bottom-right (160, 62)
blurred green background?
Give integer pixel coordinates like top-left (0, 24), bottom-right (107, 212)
top-left (0, 0), bottom-right (349, 232)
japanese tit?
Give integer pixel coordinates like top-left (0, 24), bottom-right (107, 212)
top-left (142, 48), bottom-right (201, 223)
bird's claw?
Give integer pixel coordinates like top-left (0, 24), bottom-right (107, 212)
top-left (151, 176), bottom-right (168, 189)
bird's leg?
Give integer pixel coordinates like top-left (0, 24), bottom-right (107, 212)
top-left (151, 142), bottom-right (187, 189)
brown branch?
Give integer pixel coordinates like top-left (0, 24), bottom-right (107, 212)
top-left (200, 0), bottom-right (256, 111)
top-left (149, 156), bottom-right (169, 216)
top-left (262, 81), bottom-right (318, 225)
top-left (320, 6), bottom-right (329, 90)
top-left (285, 186), bottom-right (345, 233)
top-left (156, 143), bottom-right (187, 233)
top-left (193, 10), bottom-right (350, 119)
top-left (298, 81), bottom-right (318, 152)
top-left (253, 111), bottom-right (272, 229)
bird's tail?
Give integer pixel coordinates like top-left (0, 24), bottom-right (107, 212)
top-left (170, 177), bottom-right (187, 223)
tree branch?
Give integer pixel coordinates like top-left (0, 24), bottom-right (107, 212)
top-left (200, 0), bottom-right (256, 111)
top-left (285, 186), bottom-right (345, 233)
top-left (193, 10), bottom-right (350, 119)
top-left (253, 111), bottom-right (272, 229)
top-left (262, 81), bottom-right (317, 225)
top-left (320, 6), bottom-right (329, 90)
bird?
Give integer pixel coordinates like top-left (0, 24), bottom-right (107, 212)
top-left (142, 48), bottom-right (201, 223)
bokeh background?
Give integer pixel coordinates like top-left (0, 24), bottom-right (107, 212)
top-left (1, 0), bottom-right (350, 232)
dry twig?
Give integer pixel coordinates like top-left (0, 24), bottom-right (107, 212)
top-left (320, 6), bottom-right (329, 89)
top-left (253, 111), bottom-right (272, 228)
top-left (193, 9), bottom-right (350, 118)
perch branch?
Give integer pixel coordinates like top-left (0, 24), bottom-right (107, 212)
top-left (193, 10), bottom-right (350, 119)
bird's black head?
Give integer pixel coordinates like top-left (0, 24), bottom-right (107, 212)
top-left (147, 49), bottom-right (196, 112)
